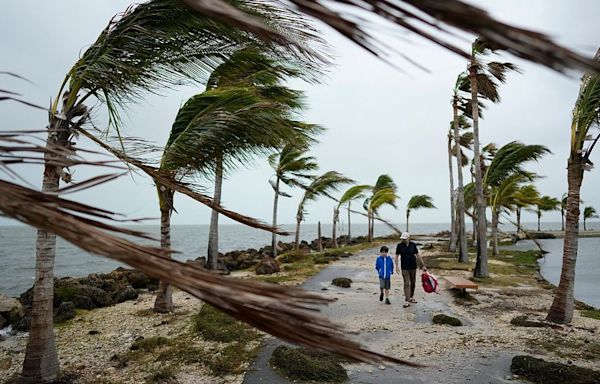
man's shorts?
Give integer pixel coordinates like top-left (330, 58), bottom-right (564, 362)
top-left (379, 277), bottom-right (391, 289)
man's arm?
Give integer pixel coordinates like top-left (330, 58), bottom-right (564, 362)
top-left (394, 254), bottom-right (400, 273)
top-left (415, 244), bottom-right (426, 269)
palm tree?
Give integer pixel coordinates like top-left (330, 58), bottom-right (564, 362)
top-left (153, 53), bottom-right (318, 312)
top-left (294, 171), bottom-right (353, 249)
top-left (560, 193), bottom-right (568, 232)
top-left (583, 206), bottom-right (598, 231)
top-left (364, 175), bottom-right (398, 242)
top-left (546, 58), bottom-right (600, 323)
top-left (405, 195), bottom-right (436, 232)
top-left (535, 196), bottom-right (560, 231)
top-left (467, 38), bottom-right (520, 278)
top-left (334, 185), bottom-right (371, 246)
top-left (450, 74), bottom-right (473, 260)
top-left (20, 1), bottom-right (327, 380)
top-left (513, 184), bottom-right (541, 235)
top-left (269, 145), bottom-right (318, 257)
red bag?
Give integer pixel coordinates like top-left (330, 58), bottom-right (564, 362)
top-left (421, 271), bottom-right (439, 293)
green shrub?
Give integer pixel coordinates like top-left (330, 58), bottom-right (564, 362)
top-left (269, 346), bottom-right (348, 383)
top-left (130, 336), bottom-right (171, 352)
top-left (331, 277), bottom-right (352, 288)
top-left (511, 355), bottom-right (600, 384)
top-left (193, 304), bottom-right (259, 343)
top-left (432, 314), bottom-right (462, 326)
top-left (146, 366), bottom-right (177, 384)
top-left (278, 251), bottom-right (309, 264)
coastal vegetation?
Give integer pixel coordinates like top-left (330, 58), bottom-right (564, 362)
top-left (2, 0), bottom-right (600, 383)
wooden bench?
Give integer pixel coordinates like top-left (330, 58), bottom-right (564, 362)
top-left (444, 276), bottom-right (478, 295)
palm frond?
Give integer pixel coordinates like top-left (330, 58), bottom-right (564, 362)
top-left (537, 195), bottom-right (561, 212)
top-left (583, 206), bottom-right (599, 219)
top-left (374, 174), bottom-right (397, 192)
top-left (338, 184), bottom-right (372, 207)
top-left (181, 0), bottom-right (600, 73)
top-left (484, 141), bottom-right (551, 187)
top-left (370, 187), bottom-right (398, 212)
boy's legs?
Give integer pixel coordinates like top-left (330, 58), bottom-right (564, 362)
top-left (379, 278), bottom-right (384, 301)
top-left (384, 278), bottom-right (391, 304)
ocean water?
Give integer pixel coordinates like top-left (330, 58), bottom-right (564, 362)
top-left (0, 222), bottom-right (453, 297)
top-left (505, 238), bottom-right (600, 308)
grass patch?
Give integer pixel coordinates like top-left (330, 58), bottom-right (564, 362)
top-left (277, 250), bottom-right (310, 264)
top-left (193, 304), bottom-right (259, 343)
top-left (204, 343), bottom-right (260, 376)
top-left (581, 308), bottom-right (600, 320)
top-left (511, 355), bottom-right (600, 384)
top-left (130, 336), bottom-right (171, 352)
top-left (510, 315), bottom-right (553, 328)
top-left (269, 346), bottom-right (348, 383)
top-left (527, 335), bottom-right (600, 361)
top-left (146, 366), bottom-right (177, 384)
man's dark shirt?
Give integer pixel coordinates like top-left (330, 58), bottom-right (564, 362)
top-left (396, 241), bottom-right (419, 270)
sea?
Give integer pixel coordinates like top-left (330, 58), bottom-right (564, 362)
top-left (1, 222), bottom-right (598, 308)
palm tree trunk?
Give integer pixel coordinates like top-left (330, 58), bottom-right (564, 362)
top-left (537, 212), bottom-right (541, 231)
top-left (584, 218), bottom-right (587, 231)
top-left (447, 133), bottom-right (457, 252)
top-left (368, 211), bottom-right (373, 242)
top-left (472, 213), bottom-right (477, 245)
top-left (491, 209), bottom-right (499, 256)
top-left (154, 188), bottom-right (174, 313)
top-left (294, 208), bottom-right (302, 250)
top-left (21, 117), bottom-right (67, 383)
top-left (332, 207), bottom-right (338, 248)
top-left (317, 221), bottom-right (323, 252)
top-left (271, 177), bottom-right (280, 257)
top-left (347, 202), bottom-right (352, 244)
top-left (470, 61), bottom-right (489, 278)
top-left (547, 158), bottom-right (584, 323)
top-left (453, 98), bottom-right (469, 262)
top-left (516, 208), bottom-right (522, 235)
top-left (561, 209), bottom-right (565, 231)
top-left (207, 158), bottom-right (223, 270)
top-left (406, 210), bottom-right (410, 232)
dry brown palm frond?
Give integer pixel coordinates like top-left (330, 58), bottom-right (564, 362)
top-left (180, 0), bottom-right (600, 73)
top-left (0, 178), bottom-right (420, 367)
top-left (77, 127), bottom-right (290, 235)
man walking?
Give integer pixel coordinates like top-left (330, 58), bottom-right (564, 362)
top-left (395, 232), bottom-right (425, 308)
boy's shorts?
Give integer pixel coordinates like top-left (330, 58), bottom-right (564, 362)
top-left (379, 277), bottom-right (391, 289)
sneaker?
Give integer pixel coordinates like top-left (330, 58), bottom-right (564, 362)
top-left (403, 302), bottom-right (410, 308)
top-left (379, 293), bottom-right (384, 302)
top-left (385, 298), bottom-right (391, 305)
top-left (410, 298), bottom-right (418, 303)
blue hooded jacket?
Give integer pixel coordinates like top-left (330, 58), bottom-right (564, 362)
top-left (375, 255), bottom-right (394, 279)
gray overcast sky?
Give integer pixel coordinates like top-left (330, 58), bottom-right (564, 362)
top-left (1, 0), bottom-right (600, 228)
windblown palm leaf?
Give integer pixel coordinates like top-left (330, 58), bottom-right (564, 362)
top-left (407, 195), bottom-right (436, 211)
top-left (583, 206), bottom-right (598, 220)
top-left (484, 141), bottom-right (550, 187)
top-left (269, 144), bottom-right (319, 188)
top-left (180, 0), bottom-right (600, 73)
top-left (297, 171), bottom-right (354, 218)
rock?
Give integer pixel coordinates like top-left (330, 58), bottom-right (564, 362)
top-left (332, 277), bottom-right (352, 288)
top-left (510, 315), bottom-right (556, 328)
top-left (0, 357), bottom-right (11, 371)
top-left (0, 293), bottom-right (24, 326)
top-left (54, 301), bottom-right (76, 323)
top-left (255, 257), bottom-right (280, 275)
top-left (432, 314), bottom-right (462, 326)
top-left (12, 315), bottom-right (31, 332)
top-left (114, 286), bottom-right (139, 304)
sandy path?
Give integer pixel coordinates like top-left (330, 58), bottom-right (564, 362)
top-left (244, 243), bottom-right (530, 384)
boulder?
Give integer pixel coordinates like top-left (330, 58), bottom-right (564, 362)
top-left (255, 257), bottom-right (280, 275)
top-left (432, 314), bottom-right (462, 326)
top-left (0, 293), bottom-right (24, 326)
top-left (114, 286), bottom-right (139, 304)
top-left (54, 301), bottom-right (76, 323)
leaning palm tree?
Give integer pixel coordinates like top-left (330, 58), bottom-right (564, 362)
top-left (405, 195), bottom-right (436, 232)
top-left (535, 196), bottom-right (560, 231)
top-left (153, 55), bottom-right (318, 312)
top-left (467, 38), bottom-right (520, 278)
top-left (269, 144), bottom-right (318, 257)
top-left (21, 1), bottom-right (327, 380)
top-left (560, 193), bottom-right (568, 232)
top-left (334, 184), bottom-right (371, 247)
top-left (294, 171), bottom-right (353, 249)
top-left (583, 206), bottom-right (598, 231)
top-left (364, 175), bottom-right (398, 242)
top-left (513, 184), bottom-right (541, 235)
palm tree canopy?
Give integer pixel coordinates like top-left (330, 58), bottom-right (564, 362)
top-left (584, 206), bottom-right (599, 219)
top-left (488, 173), bottom-right (529, 214)
top-left (407, 195), bottom-right (436, 211)
top-left (298, 171), bottom-right (354, 216)
top-left (338, 184), bottom-right (371, 208)
top-left (61, 0), bottom-right (327, 127)
top-left (374, 174), bottom-right (397, 193)
top-left (513, 184), bottom-right (541, 209)
top-left (268, 144), bottom-right (319, 192)
top-left (537, 195), bottom-right (561, 213)
top-left (571, 48), bottom-right (600, 160)
top-left (484, 141), bottom-right (551, 188)
top-left (369, 187), bottom-right (399, 213)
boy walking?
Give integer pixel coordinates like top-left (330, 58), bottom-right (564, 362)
top-left (375, 246), bottom-right (394, 305)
